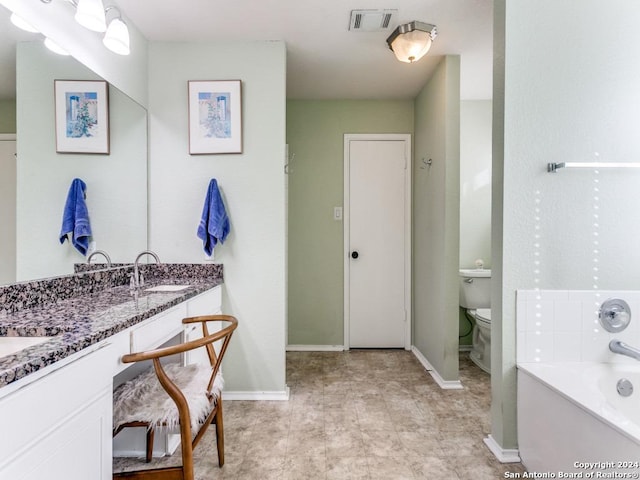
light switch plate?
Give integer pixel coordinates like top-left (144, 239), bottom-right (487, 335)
top-left (334, 207), bottom-right (343, 221)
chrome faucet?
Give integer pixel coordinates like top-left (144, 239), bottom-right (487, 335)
top-left (609, 339), bottom-right (640, 362)
top-left (132, 250), bottom-right (161, 290)
top-left (87, 250), bottom-right (112, 267)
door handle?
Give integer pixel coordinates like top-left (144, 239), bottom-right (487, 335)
top-left (351, 251), bottom-right (359, 259)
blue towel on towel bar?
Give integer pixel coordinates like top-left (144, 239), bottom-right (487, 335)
top-left (197, 179), bottom-right (230, 256)
top-left (59, 178), bottom-right (92, 256)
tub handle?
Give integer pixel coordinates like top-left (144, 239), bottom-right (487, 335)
top-left (599, 298), bottom-right (631, 333)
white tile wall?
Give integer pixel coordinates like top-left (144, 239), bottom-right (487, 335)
top-left (516, 290), bottom-right (640, 364)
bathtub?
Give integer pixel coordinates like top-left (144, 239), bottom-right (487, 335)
top-left (518, 362), bottom-right (640, 476)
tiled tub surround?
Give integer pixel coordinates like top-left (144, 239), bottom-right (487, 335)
top-left (516, 289), bottom-right (640, 364)
top-left (516, 289), bottom-right (640, 475)
top-left (0, 264), bottom-right (223, 389)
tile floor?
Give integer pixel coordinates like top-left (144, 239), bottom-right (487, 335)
top-left (114, 350), bottom-right (527, 479)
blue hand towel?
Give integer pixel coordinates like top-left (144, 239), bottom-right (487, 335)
top-left (59, 178), bottom-right (92, 256)
top-left (197, 179), bottom-right (230, 256)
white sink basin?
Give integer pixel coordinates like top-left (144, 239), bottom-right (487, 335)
top-left (144, 285), bottom-right (190, 293)
top-left (0, 337), bottom-right (53, 357)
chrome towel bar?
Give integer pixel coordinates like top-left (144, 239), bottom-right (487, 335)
top-left (547, 162), bottom-right (640, 172)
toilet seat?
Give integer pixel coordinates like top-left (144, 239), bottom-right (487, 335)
top-left (475, 308), bottom-right (491, 324)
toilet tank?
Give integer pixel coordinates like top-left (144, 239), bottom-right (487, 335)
top-left (459, 269), bottom-right (491, 309)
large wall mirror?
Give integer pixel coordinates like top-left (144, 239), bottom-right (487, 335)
top-left (0, 5), bottom-right (148, 285)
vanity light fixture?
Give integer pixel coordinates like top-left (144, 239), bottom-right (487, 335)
top-left (74, 0), bottom-right (107, 32)
top-left (12, 0), bottom-right (133, 55)
top-left (386, 21), bottom-right (437, 63)
top-left (44, 37), bottom-right (70, 55)
top-left (10, 13), bottom-right (40, 33)
top-left (102, 7), bottom-right (130, 55)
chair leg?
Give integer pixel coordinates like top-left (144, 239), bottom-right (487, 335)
top-left (146, 428), bottom-right (155, 463)
top-left (214, 401), bottom-right (224, 467)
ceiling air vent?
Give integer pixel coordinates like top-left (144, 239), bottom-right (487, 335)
top-left (349, 9), bottom-right (397, 32)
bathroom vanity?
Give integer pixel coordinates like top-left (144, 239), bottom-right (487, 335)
top-left (0, 264), bottom-right (223, 480)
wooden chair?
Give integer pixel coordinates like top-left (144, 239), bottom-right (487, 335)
top-left (112, 315), bottom-right (237, 480)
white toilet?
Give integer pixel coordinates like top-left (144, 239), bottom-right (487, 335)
top-left (459, 269), bottom-right (492, 374)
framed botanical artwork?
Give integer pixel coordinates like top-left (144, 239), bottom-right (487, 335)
top-left (54, 80), bottom-right (110, 154)
top-left (188, 80), bottom-right (242, 154)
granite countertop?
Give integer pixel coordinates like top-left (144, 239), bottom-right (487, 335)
top-left (0, 265), bottom-right (223, 389)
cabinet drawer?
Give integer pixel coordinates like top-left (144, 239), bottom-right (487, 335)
top-left (129, 304), bottom-right (186, 353)
top-left (187, 285), bottom-right (222, 317)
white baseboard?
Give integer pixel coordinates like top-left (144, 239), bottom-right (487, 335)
top-left (286, 345), bottom-right (345, 352)
top-left (483, 435), bottom-right (521, 463)
top-left (411, 346), bottom-right (464, 390)
top-left (223, 386), bottom-right (290, 401)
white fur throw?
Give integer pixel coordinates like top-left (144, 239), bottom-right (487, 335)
top-left (113, 363), bottom-right (223, 432)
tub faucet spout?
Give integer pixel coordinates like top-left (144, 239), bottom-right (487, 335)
top-left (609, 339), bottom-right (640, 361)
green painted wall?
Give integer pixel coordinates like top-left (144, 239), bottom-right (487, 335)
top-left (287, 100), bottom-right (414, 346)
top-left (0, 100), bottom-right (16, 133)
top-left (412, 56), bottom-right (461, 381)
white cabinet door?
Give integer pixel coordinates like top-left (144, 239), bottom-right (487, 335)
top-left (0, 343), bottom-right (114, 480)
top-left (2, 387), bottom-right (112, 480)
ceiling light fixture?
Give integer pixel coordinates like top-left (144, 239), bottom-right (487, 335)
top-left (386, 21), bottom-right (437, 64)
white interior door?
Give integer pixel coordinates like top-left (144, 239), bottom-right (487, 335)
top-left (345, 135), bottom-right (410, 348)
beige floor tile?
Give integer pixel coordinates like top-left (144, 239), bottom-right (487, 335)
top-left (361, 430), bottom-right (407, 457)
top-left (286, 428), bottom-right (327, 456)
top-left (326, 456), bottom-right (370, 480)
top-left (325, 428), bottom-right (366, 457)
top-left (367, 456), bottom-right (416, 480)
top-left (438, 432), bottom-right (484, 457)
top-left (237, 456), bottom-right (286, 480)
top-left (117, 351), bottom-right (526, 479)
top-left (244, 424), bottom-right (290, 457)
top-left (409, 455), bottom-right (461, 479)
top-left (453, 455), bottom-right (502, 479)
top-left (325, 410), bottom-right (361, 430)
top-left (281, 456), bottom-right (327, 480)
top-left (195, 454), bottom-right (242, 480)
top-left (397, 430), bottom-right (444, 457)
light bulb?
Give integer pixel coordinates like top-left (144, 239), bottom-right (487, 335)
top-left (44, 38), bottom-right (70, 56)
top-left (103, 17), bottom-right (130, 55)
top-left (10, 13), bottom-right (39, 33)
top-left (390, 31), bottom-right (433, 63)
top-left (75, 0), bottom-right (107, 32)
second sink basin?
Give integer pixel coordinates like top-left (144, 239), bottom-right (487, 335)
top-left (144, 285), bottom-right (190, 292)
top-left (0, 336), bottom-right (53, 358)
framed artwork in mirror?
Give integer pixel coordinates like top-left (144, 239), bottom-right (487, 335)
top-left (54, 80), bottom-right (110, 154)
top-left (188, 80), bottom-right (242, 154)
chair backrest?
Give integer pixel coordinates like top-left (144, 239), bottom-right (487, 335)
top-left (114, 315), bottom-right (238, 479)
top-left (121, 315), bottom-right (237, 400)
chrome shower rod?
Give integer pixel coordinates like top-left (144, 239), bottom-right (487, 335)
top-left (547, 162), bottom-right (640, 172)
